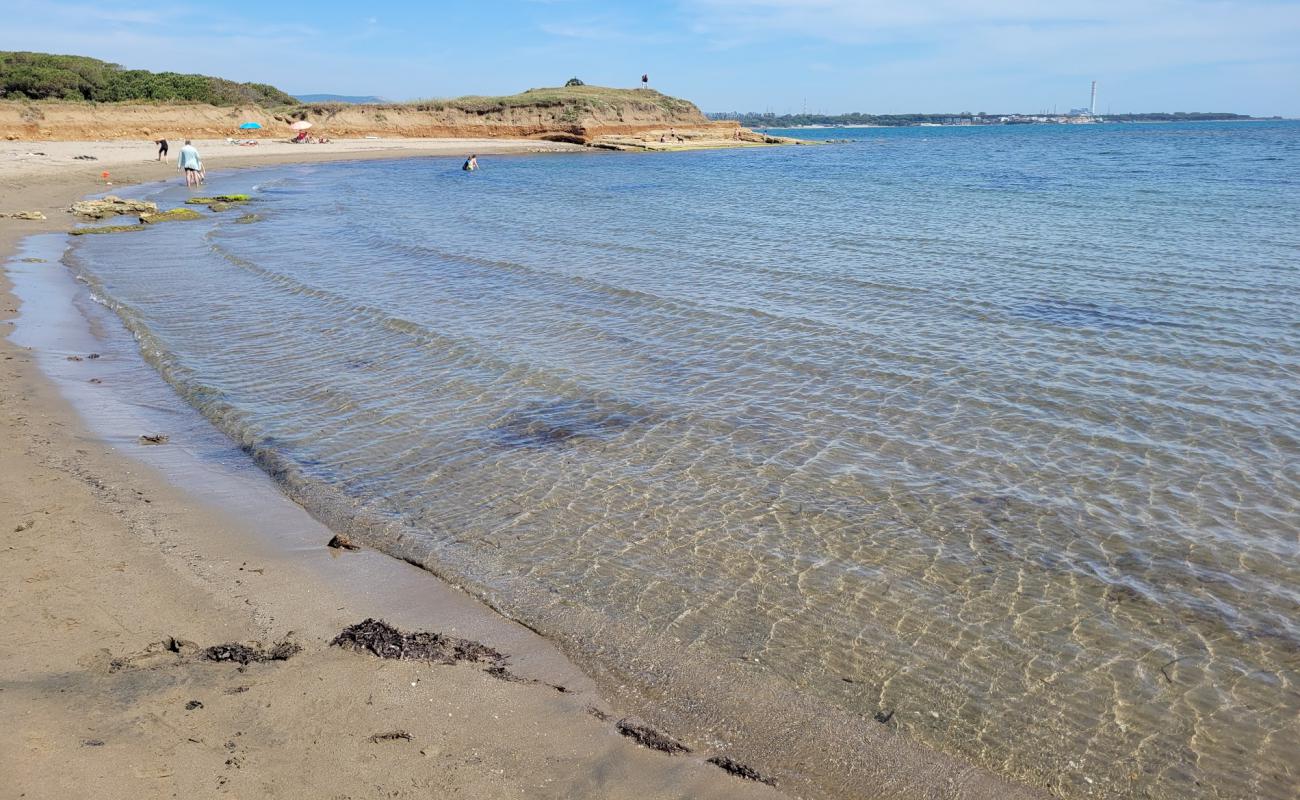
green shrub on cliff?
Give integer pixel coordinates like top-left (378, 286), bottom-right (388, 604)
top-left (0, 51), bottom-right (297, 105)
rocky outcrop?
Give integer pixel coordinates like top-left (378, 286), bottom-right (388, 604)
top-left (139, 208), bottom-right (204, 224)
top-left (0, 210), bottom-right (46, 220)
top-left (67, 223), bottom-right (146, 235)
top-left (69, 195), bottom-right (157, 219)
top-left (591, 127), bottom-right (805, 152)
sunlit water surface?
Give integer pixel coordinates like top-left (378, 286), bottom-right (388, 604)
top-left (68, 122), bottom-right (1299, 798)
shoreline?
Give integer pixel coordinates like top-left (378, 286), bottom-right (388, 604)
top-left (0, 140), bottom-right (790, 799)
top-left (1, 143), bottom-right (1039, 798)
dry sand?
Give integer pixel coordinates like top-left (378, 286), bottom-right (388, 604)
top-left (1, 140), bottom-right (1038, 800)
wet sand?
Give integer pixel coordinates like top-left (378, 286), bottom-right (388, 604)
top-left (0, 141), bottom-right (1039, 799)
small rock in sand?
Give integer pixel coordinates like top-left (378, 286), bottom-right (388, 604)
top-left (327, 534), bottom-right (360, 551)
top-left (139, 434), bottom-right (169, 445)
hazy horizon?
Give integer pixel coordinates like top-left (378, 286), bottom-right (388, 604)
top-left (4, 0), bottom-right (1298, 117)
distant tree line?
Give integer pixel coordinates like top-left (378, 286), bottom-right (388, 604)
top-left (0, 51), bottom-right (297, 106)
top-left (709, 111), bottom-right (972, 127)
top-left (709, 110), bottom-right (1260, 127)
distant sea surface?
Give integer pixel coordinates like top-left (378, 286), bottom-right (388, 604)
top-left (68, 121), bottom-right (1299, 798)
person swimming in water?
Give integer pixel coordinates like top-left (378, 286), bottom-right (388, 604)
top-left (462, 154), bottom-right (479, 171)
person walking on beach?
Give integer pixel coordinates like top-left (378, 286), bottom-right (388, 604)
top-left (177, 140), bottom-right (202, 187)
top-left (155, 138), bottom-right (168, 161)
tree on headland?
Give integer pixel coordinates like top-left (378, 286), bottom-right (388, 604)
top-left (564, 77), bottom-right (585, 87)
top-left (0, 51), bottom-right (297, 106)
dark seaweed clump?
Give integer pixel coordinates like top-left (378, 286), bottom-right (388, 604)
top-left (204, 640), bottom-right (300, 665)
top-left (486, 398), bottom-right (640, 449)
top-left (331, 618), bottom-right (504, 666)
top-left (707, 755), bottom-right (777, 786)
top-left (615, 717), bottom-right (691, 754)
top-left (1013, 298), bottom-right (1180, 330)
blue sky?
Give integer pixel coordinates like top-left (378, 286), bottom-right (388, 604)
top-left (4, 0), bottom-right (1298, 115)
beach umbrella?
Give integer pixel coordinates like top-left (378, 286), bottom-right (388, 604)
top-left (239, 122), bottom-right (263, 130)
top-left (289, 121), bottom-right (313, 130)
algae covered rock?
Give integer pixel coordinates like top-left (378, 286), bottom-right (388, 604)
top-left (233, 212), bottom-right (263, 224)
top-left (185, 194), bottom-right (251, 206)
top-left (68, 224), bottom-right (147, 236)
top-left (139, 208), bottom-right (204, 224)
top-left (70, 195), bottom-right (157, 219)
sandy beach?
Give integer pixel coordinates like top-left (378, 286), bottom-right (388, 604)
top-left (0, 138), bottom-right (793, 800)
top-left (1, 139), bottom-right (1041, 800)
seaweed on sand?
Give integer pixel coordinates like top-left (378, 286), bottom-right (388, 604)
top-left (331, 618), bottom-right (505, 667)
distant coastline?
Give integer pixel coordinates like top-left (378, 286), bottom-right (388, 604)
top-left (709, 110), bottom-right (1280, 129)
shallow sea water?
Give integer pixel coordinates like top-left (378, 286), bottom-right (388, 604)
top-left (68, 122), bottom-right (1299, 798)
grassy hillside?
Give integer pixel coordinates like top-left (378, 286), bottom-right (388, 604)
top-left (0, 52), bottom-right (296, 106)
top-left (408, 86), bottom-right (701, 117)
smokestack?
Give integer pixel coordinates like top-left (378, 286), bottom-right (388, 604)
top-left (1090, 81), bottom-right (1097, 116)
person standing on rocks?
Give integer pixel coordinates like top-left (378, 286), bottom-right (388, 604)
top-left (177, 140), bottom-right (203, 187)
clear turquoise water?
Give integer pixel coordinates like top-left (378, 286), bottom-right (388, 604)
top-left (68, 122), bottom-right (1299, 798)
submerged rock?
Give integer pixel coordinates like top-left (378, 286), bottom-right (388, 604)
top-left (233, 212), bottom-right (263, 225)
top-left (69, 195), bottom-right (157, 219)
top-left (185, 194), bottom-right (251, 205)
top-left (139, 208), bottom-right (204, 224)
top-left (68, 224), bottom-right (146, 236)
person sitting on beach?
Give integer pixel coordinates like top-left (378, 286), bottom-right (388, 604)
top-left (177, 140), bottom-right (203, 187)
top-left (462, 155), bottom-right (479, 171)
top-left (155, 138), bottom-right (169, 162)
